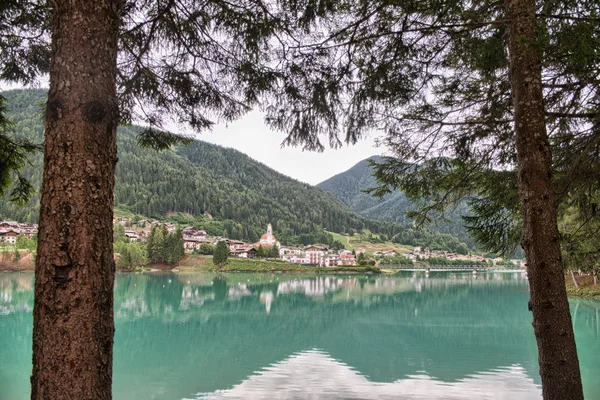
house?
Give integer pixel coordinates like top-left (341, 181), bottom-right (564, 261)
top-left (165, 223), bottom-right (177, 233)
top-left (183, 228), bottom-right (209, 242)
top-left (0, 230), bottom-right (19, 244)
top-left (0, 221), bottom-right (39, 242)
top-left (124, 230), bottom-right (139, 242)
top-left (0, 221), bottom-right (20, 229)
top-left (305, 245), bottom-right (328, 266)
top-left (136, 219), bottom-right (148, 227)
top-left (116, 217), bottom-right (130, 225)
top-left (323, 253), bottom-right (340, 267)
top-left (339, 251), bottom-right (357, 266)
top-left (137, 230), bottom-right (148, 243)
top-left (225, 239), bottom-right (247, 251)
top-left (279, 246), bottom-right (304, 257)
top-left (282, 254), bottom-right (306, 264)
top-left (230, 245), bottom-right (258, 258)
top-left (183, 229), bottom-right (210, 251)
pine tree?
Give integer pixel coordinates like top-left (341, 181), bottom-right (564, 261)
top-left (213, 241), bottom-right (229, 267)
top-left (264, 2), bottom-right (597, 396)
top-left (151, 228), bottom-right (165, 264)
top-left (2, 1), bottom-right (287, 396)
top-left (269, 245), bottom-right (280, 258)
top-left (175, 228), bottom-right (185, 261)
top-left (146, 226), bottom-right (156, 262)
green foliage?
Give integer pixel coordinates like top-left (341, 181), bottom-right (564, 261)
top-left (15, 233), bottom-right (36, 251)
top-left (146, 225), bottom-right (184, 265)
top-left (197, 243), bottom-right (214, 255)
top-left (330, 240), bottom-right (344, 251)
top-left (380, 256), bottom-right (414, 266)
top-left (269, 245), bottom-right (280, 258)
top-left (495, 259), bottom-right (516, 267)
top-left (0, 95), bottom-right (39, 205)
top-left (0, 89), bottom-right (454, 248)
top-left (114, 242), bottom-right (147, 270)
top-left (113, 223), bottom-right (125, 243)
top-left (213, 241), bottom-right (229, 267)
top-left (257, 244), bottom-right (266, 258)
top-left (318, 156), bottom-right (477, 249)
top-left (426, 257), bottom-right (486, 267)
top-left (137, 129), bottom-right (192, 151)
top-left (193, 256), bottom-right (377, 273)
top-left (356, 253), bottom-right (368, 266)
top-left (262, 0), bottom-right (600, 269)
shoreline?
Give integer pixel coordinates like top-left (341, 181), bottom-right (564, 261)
top-left (2, 254), bottom-right (599, 299)
top-left (565, 274), bottom-right (600, 299)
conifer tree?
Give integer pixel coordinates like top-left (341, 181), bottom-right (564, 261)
top-left (146, 225), bottom-right (156, 262)
top-left (2, 1), bottom-right (286, 397)
top-left (269, 244), bottom-right (280, 258)
top-left (151, 228), bottom-right (165, 264)
top-left (262, 1), bottom-right (596, 397)
top-left (213, 241), bottom-right (229, 267)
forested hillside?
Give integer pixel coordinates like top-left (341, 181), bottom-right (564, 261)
top-left (318, 157), bottom-right (476, 248)
top-left (0, 89), bottom-right (472, 251)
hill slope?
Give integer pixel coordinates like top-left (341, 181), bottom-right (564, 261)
top-left (0, 89), bottom-right (472, 252)
top-left (0, 90), bottom-right (397, 243)
top-left (318, 157), bottom-right (476, 248)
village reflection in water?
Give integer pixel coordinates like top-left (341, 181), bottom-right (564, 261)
top-left (1, 271), bottom-right (599, 400)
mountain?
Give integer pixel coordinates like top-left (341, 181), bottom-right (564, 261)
top-left (0, 89), bottom-right (389, 243)
top-left (318, 157), bottom-right (476, 248)
top-left (0, 89), bottom-right (473, 252)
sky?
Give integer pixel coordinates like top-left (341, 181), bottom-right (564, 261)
top-left (186, 110), bottom-right (384, 185)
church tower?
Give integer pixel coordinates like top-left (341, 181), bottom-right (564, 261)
top-left (258, 223), bottom-right (279, 247)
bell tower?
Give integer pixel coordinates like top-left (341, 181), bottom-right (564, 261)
top-left (267, 223), bottom-right (272, 235)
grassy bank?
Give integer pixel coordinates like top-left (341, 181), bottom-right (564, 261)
top-left (565, 274), bottom-right (600, 299)
top-left (174, 255), bottom-right (380, 274)
top-left (327, 230), bottom-right (413, 254)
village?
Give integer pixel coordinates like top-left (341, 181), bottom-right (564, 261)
top-left (1, 219), bottom-right (523, 268)
top-left (0, 221), bottom-right (38, 244)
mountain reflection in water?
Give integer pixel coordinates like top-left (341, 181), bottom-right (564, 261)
top-left (1, 271), bottom-right (599, 400)
top-left (191, 349), bottom-right (540, 400)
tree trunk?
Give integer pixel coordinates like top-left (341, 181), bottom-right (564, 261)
top-left (31, 1), bottom-right (122, 399)
top-left (505, 0), bottom-right (583, 398)
top-left (571, 270), bottom-right (579, 289)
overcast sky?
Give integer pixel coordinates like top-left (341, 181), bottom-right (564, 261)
top-left (174, 110), bottom-right (384, 185)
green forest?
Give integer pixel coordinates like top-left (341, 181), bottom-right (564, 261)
top-left (318, 156), bottom-right (477, 248)
top-left (0, 89), bottom-right (473, 252)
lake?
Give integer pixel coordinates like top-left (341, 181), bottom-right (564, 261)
top-left (1, 271), bottom-right (599, 399)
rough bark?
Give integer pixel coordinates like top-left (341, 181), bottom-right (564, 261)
top-left (31, 1), bottom-right (122, 399)
top-left (505, 0), bottom-right (584, 398)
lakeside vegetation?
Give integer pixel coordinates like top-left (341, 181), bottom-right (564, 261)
top-left (176, 255), bottom-right (380, 274)
top-left (566, 275), bottom-right (600, 299)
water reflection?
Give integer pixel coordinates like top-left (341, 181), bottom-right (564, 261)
top-left (191, 350), bottom-right (540, 400)
top-left (1, 271), bottom-right (599, 400)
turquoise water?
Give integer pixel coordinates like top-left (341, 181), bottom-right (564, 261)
top-left (1, 271), bottom-right (599, 399)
